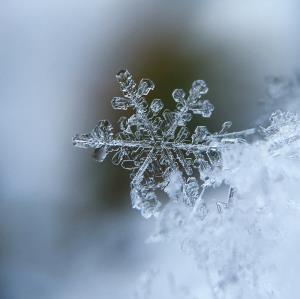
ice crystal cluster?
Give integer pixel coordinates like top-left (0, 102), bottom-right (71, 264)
top-left (256, 73), bottom-right (300, 124)
top-left (140, 110), bottom-right (300, 299)
top-left (73, 70), bottom-right (254, 218)
top-left (73, 71), bottom-right (300, 298)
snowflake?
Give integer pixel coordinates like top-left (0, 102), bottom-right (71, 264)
top-left (260, 110), bottom-right (300, 158)
top-left (73, 70), bottom-right (255, 218)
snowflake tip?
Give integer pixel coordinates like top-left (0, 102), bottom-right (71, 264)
top-left (116, 69), bottom-right (136, 98)
top-left (190, 79), bottom-right (208, 95)
top-left (172, 89), bottom-right (186, 103)
top-left (137, 79), bottom-right (155, 96)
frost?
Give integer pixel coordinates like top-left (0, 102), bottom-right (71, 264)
top-left (73, 70), bottom-right (255, 218)
top-left (150, 107), bottom-right (300, 298)
top-left (73, 70), bottom-right (300, 298)
top-left (256, 73), bottom-right (300, 124)
top-left (260, 110), bottom-right (300, 157)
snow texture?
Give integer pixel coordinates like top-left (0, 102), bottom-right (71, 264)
top-left (73, 70), bottom-right (300, 298)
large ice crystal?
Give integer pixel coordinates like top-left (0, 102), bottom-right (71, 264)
top-left (73, 70), bottom-right (255, 218)
top-left (147, 108), bottom-right (300, 299)
top-left (73, 70), bottom-right (300, 299)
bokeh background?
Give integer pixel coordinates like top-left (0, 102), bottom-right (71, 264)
top-left (1, 0), bottom-right (300, 298)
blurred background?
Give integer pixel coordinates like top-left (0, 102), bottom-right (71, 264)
top-left (1, 0), bottom-right (300, 298)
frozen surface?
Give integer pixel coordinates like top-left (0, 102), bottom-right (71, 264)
top-left (73, 71), bottom-right (300, 298)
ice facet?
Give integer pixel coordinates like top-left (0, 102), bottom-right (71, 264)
top-left (183, 177), bottom-right (199, 206)
top-left (191, 100), bottom-right (214, 117)
top-left (220, 121), bottom-right (233, 134)
top-left (93, 146), bottom-right (108, 162)
top-left (93, 120), bottom-right (113, 142)
top-left (137, 79), bottom-right (155, 97)
top-left (116, 69), bottom-right (136, 98)
top-left (192, 126), bottom-right (209, 144)
top-left (150, 99), bottom-right (164, 113)
top-left (190, 79), bottom-right (208, 96)
top-left (111, 97), bottom-right (130, 110)
top-left (172, 89), bottom-right (186, 103)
